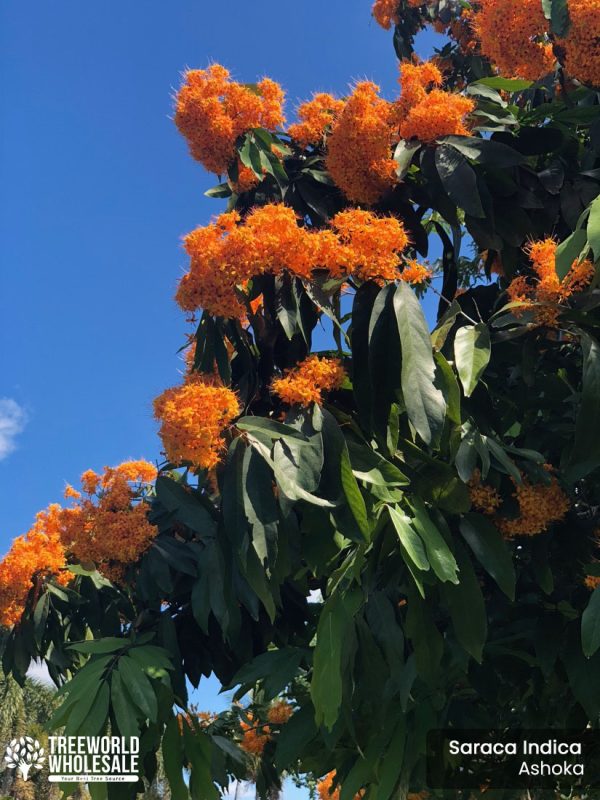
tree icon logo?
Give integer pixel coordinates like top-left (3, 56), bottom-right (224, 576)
top-left (4, 736), bottom-right (45, 781)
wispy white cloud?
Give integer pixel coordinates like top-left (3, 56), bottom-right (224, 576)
top-left (0, 398), bottom-right (27, 460)
top-left (26, 660), bottom-right (55, 687)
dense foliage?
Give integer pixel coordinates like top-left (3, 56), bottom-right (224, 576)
top-left (2, 1), bottom-right (600, 798)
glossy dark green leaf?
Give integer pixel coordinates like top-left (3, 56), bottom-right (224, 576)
top-left (393, 282), bottom-right (446, 446)
top-left (473, 77), bottom-right (533, 92)
top-left (567, 334), bottom-right (600, 481)
top-left (582, 587), bottom-right (600, 658)
top-left (409, 498), bottom-right (459, 584)
top-left (555, 229), bottom-right (588, 280)
top-left (110, 671), bottom-right (140, 739)
top-left (275, 706), bottom-right (318, 772)
top-left (162, 715), bottom-right (189, 800)
top-left (311, 588), bottom-right (362, 730)
top-left (441, 544), bottom-right (487, 662)
top-left (435, 145), bottom-right (485, 218)
top-left (388, 506), bottom-right (430, 573)
top-left (454, 323), bottom-right (491, 397)
top-left (444, 135), bottom-right (524, 167)
top-left (118, 655), bottom-right (158, 722)
top-left (460, 513), bottom-right (516, 600)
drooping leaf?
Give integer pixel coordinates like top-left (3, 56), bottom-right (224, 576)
top-left (555, 229), bottom-right (588, 280)
top-left (310, 588), bottom-right (362, 730)
top-left (587, 195), bottom-right (600, 262)
top-left (435, 145), bottom-right (485, 218)
top-left (582, 587), bottom-right (600, 658)
top-left (162, 715), bottom-right (189, 800)
top-left (393, 282), bottom-right (446, 446)
top-left (388, 506), bottom-right (430, 573)
top-left (117, 656), bottom-right (158, 723)
top-left (567, 334), bottom-right (600, 481)
top-left (440, 544), bottom-right (487, 662)
top-left (409, 498), bottom-right (459, 584)
top-left (454, 323), bottom-right (491, 397)
top-left (460, 513), bottom-right (516, 600)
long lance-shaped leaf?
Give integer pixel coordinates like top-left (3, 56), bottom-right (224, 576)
top-left (393, 282), bottom-right (446, 446)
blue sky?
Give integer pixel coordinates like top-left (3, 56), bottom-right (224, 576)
top-left (1, 0), bottom-right (441, 739)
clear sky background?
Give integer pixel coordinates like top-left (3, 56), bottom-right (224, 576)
top-left (1, 0), bottom-right (440, 766)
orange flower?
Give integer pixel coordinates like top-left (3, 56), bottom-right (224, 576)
top-left (266, 701), bottom-right (294, 724)
top-left (317, 773), bottom-right (339, 800)
top-left (372, 0), bottom-right (400, 29)
top-left (176, 205), bottom-right (411, 318)
top-left (585, 575), bottom-right (600, 591)
top-left (472, 0), bottom-right (554, 81)
top-left (240, 713), bottom-right (270, 755)
top-left (468, 469), bottom-right (502, 515)
top-left (233, 161), bottom-right (260, 193)
top-left (154, 377), bottom-right (240, 469)
top-left (272, 355), bottom-right (346, 407)
top-left (326, 82), bottom-right (398, 204)
top-left (288, 93), bottom-right (345, 147)
top-left (174, 64), bottom-right (285, 175)
top-left (559, 0), bottom-right (600, 87)
top-left (506, 238), bottom-right (594, 326)
top-left (497, 468), bottom-right (570, 537)
top-left (329, 209), bottom-right (409, 282)
top-left (400, 259), bottom-right (432, 285)
top-left (398, 61), bottom-right (444, 109)
top-left (399, 90), bottom-right (474, 142)
top-left (0, 506), bottom-right (69, 627)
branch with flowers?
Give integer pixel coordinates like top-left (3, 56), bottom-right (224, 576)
top-left (1, 1), bottom-right (600, 799)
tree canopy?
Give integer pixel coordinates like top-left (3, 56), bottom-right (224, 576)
top-left (1, 1), bottom-right (600, 799)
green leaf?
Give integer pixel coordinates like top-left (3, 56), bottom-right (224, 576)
top-left (444, 135), bottom-right (524, 167)
top-left (473, 77), bottom-right (533, 92)
top-left (204, 182), bottom-right (232, 199)
top-left (181, 720), bottom-right (219, 800)
top-left (587, 195), bottom-right (600, 262)
top-left (555, 229), bottom-right (588, 280)
top-left (435, 145), bottom-right (485, 218)
top-left (236, 416), bottom-right (309, 443)
top-left (346, 439), bottom-right (409, 486)
top-left (68, 637), bottom-right (128, 654)
top-left (376, 717), bottom-right (407, 800)
top-left (567, 334), bottom-right (600, 481)
top-left (310, 588), bottom-right (361, 730)
top-left (405, 586), bottom-right (443, 686)
top-left (155, 476), bottom-right (216, 535)
top-left (110, 671), bottom-right (140, 739)
top-left (460, 513), bottom-right (516, 600)
top-left (118, 655), bottom-right (158, 722)
top-left (454, 323), bottom-right (491, 397)
top-left (275, 706), bottom-right (318, 772)
top-left (388, 506), bottom-right (430, 573)
top-left (393, 282), bottom-right (446, 446)
top-left (63, 681), bottom-right (103, 736)
top-left (226, 647), bottom-right (304, 701)
top-left (127, 645), bottom-right (174, 673)
top-left (409, 498), bottom-right (459, 584)
top-left (393, 140), bottom-right (421, 178)
top-left (582, 587), bottom-right (600, 658)
top-left (542, 0), bottom-right (570, 36)
top-left (162, 715), bottom-right (189, 800)
top-left (440, 544), bottom-right (487, 662)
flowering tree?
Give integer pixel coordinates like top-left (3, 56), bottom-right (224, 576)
top-left (1, 1), bottom-right (600, 798)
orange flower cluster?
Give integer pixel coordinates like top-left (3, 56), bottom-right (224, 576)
top-left (266, 700), bottom-right (294, 724)
top-left (557, 0), bottom-right (600, 87)
top-left (154, 377), bottom-right (241, 469)
top-left (272, 355), bottom-right (346, 406)
top-left (60, 461), bottom-right (158, 583)
top-left (469, 469), bottom-right (502, 515)
top-left (401, 259), bottom-right (432, 284)
top-left (317, 772), bottom-right (340, 800)
top-left (507, 238), bottom-right (594, 327)
top-left (176, 205), bottom-right (412, 319)
top-left (288, 93), bottom-right (345, 148)
top-left (175, 64), bottom-right (285, 175)
top-left (372, 0), bottom-right (401, 30)
top-left (326, 82), bottom-right (399, 204)
top-left (397, 60), bottom-right (475, 142)
top-left (0, 506), bottom-right (69, 627)
top-left (0, 462), bottom-right (158, 625)
top-left (472, 0), bottom-right (554, 81)
top-left (239, 713), bottom-right (270, 756)
top-left (498, 470), bottom-right (570, 537)
top-left (585, 575), bottom-right (600, 591)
